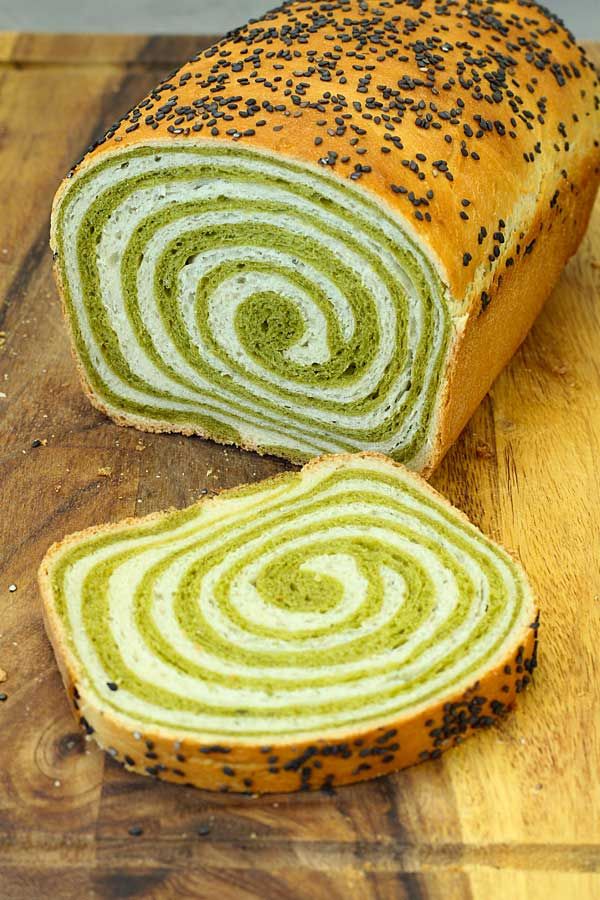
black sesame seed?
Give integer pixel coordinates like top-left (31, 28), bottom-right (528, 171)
top-left (79, 717), bottom-right (94, 735)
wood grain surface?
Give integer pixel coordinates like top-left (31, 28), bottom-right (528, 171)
top-left (0, 34), bottom-right (599, 900)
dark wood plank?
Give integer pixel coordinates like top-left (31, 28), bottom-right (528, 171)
top-left (0, 865), bottom-right (478, 900)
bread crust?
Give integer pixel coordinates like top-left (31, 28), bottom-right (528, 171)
top-left (49, 0), bottom-right (600, 473)
top-left (432, 150), bottom-right (600, 469)
top-left (38, 451), bottom-right (539, 793)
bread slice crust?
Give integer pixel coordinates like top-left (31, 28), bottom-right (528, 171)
top-left (38, 452), bottom-right (539, 794)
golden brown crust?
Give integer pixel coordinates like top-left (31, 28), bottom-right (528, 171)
top-left (59, 0), bottom-right (600, 305)
top-left (431, 150), bottom-right (600, 471)
top-left (38, 452), bottom-right (539, 793)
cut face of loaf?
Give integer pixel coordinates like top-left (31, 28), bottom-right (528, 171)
top-left (58, 142), bottom-right (450, 465)
top-left (39, 453), bottom-right (539, 794)
top-left (54, 145), bottom-right (450, 469)
top-left (50, 0), bottom-right (600, 473)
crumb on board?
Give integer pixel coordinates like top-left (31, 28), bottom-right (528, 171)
top-left (549, 362), bottom-right (568, 376)
top-left (97, 466), bottom-right (113, 477)
top-left (475, 440), bottom-right (494, 460)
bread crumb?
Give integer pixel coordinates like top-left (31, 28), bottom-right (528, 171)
top-left (135, 441), bottom-right (146, 452)
top-left (549, 362), bottom-right (568, 376)
top-left (0, 668), bottom-right (6, 682)
top-left (97, 466), bottom-right (113, 477)
top-left (475, 440), bottom-right (494, 460)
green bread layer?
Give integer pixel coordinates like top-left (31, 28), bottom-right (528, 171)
top-left (47, 465), bottom-right (528, 736)
top-left (56, 143), bottom-right (450, 462)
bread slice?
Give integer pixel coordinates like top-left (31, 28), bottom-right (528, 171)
top-left (49, 0), bottom-right (600, 475)
top-left (39, 453), bottom-right (538, 793)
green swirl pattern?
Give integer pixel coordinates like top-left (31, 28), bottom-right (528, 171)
top-left (45, 455), bottom-right (534, 741)
top-left (53, 142), bottom-right (452, 465)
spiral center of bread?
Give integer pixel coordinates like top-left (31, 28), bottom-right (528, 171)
top-left (55, 143), bottom-right (452, 467)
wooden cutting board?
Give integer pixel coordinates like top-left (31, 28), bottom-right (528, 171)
top-left (0, 33), bottom-right (598, 900)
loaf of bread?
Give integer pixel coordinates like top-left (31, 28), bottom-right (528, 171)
top-left (50, 0), bottom-right (600, 473)
top-left (39, 452), bottom-right (538, 793)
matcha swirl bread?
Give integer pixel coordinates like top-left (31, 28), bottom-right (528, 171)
top-left (39, 453), bottom-right (539, 793)
top-left (50, 0), bottom-right (600, 472)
